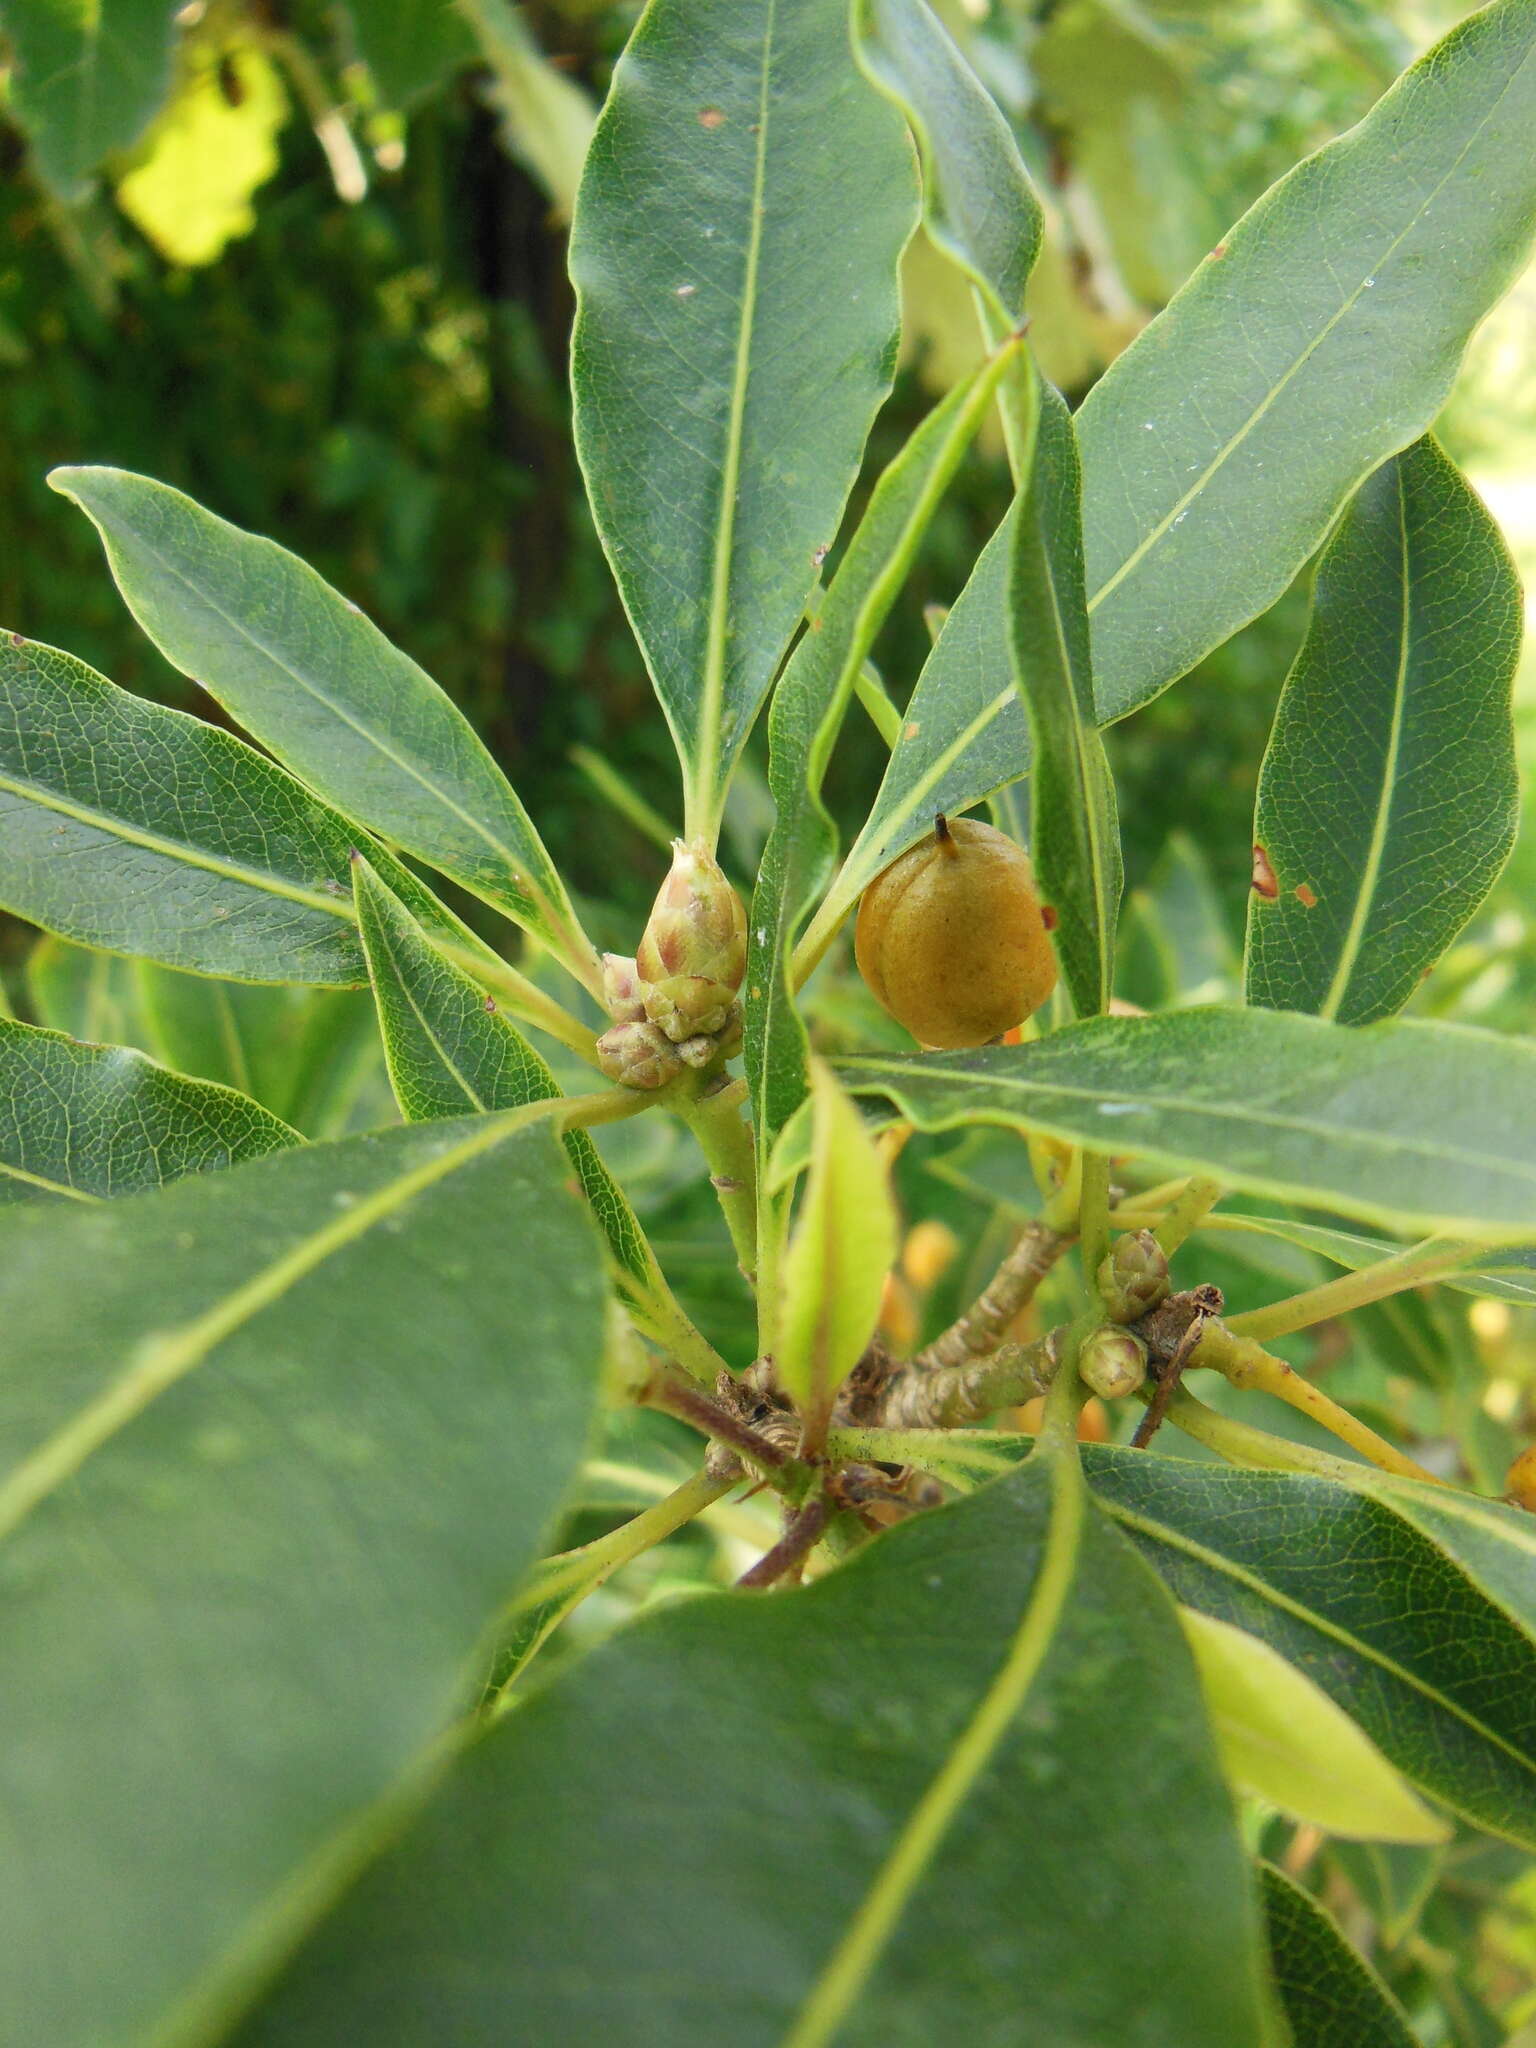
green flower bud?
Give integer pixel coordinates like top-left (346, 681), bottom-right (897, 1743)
top-left (1096, 1228), bottom-right (1170, 1323)
top-left (595, 1019), bottom-right (684, 1091)
top-left (636, 837), bottom-right (748, 1042)
top-left (601, 953), bottom-right (648, 1024)
top-left (1077, 1326), bottom-right (1148, 1401)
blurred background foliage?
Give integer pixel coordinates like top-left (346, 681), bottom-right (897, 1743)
top-left (2, 3), bottom-right (1535, 2033)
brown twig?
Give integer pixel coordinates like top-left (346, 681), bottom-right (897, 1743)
top-left (916, 1222), bottom-right (1071, 1371)
top-left (876, 1328), bottom-right (1066, 1430)
top-left (1130, 1284), bottom-right (1223, 1448)
top-left (738, 1498), bottom-right (830, 1590)
top-left (641, 1368), bottom-right (790, 1470)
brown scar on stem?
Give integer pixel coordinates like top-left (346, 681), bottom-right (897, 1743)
top-left (1294, 882), bottom-right (1318, 908)
top-left (698, 106), bottom-right (725, 129)
top-left (1251, 844), bottom-right (1279, 900)
top-left (1041, 904), bottom-right (1059, 931)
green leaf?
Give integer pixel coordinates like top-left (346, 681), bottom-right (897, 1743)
top-left (854, 0), bottom-right (1042, 326)
top-left (1326, 1840), bottom-right (1445, 1948)
top-left (1076, 0), bottom-right (1536, 723)
top-left (776, 1060), bottom-right (897, 1440)
top-left (1178, 1607), bottom-right (1448, 1844)
top-left (0, 631), bottom-right (463, 985)
top-left (24, 935), bottom-right (384, 1139)
top-left (351, 855), bottom-right (655, 1298)
top-left (234, 1457), bottom-right (1276, 2047)
top-left (1084, 1446), bottom-right (1536, 1850)
top-left (832, 1006), bottom-right (1536, 1239)
top-left (1014, 376), bottom-right (1120, 1016)
top-left (134, 964), bottom-right (383, 1139)
top-left (797, 506), bottom-right (1028, 967)
top-left (342, 0), bottom-right (474, 108)
top-left (0, 1016), bottom-right (299, 1204)
top-left (46, 469), bottom-right (597, 987)
top-left (114, 40), bottom-right (288, 267)
top-left (1148, 832), bottom-right (1239, 1005)
top-left (24, 932), bottom-right (142, 1045)
top-left (1246, 438), bottom-right (1521, 1024)
top-left (1, 0), bottom-right (177, 199)
top-left (568, 0), bottom-right (917, 842)
top-left (461, 0), bottom-right (596, 223)
top-left (1261, 1863), bottom-right (1419, 2048)
top-left (748, 360), bottom-right (1014, 1169)
top-left (0, 1107), bottom-right (604, 2048)
top-left (1201, 1211), bottom-right (1536, 1311)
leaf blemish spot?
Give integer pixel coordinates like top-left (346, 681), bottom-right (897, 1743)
top-left (1041, 904), bottom-right (1059, 931)
top-left (1251, 844), bottom-right (1279, 900)
top-left (1294, 882), bottom-right (1318, 908)
top-left (1210, 242), bottom-right (1227, 259)
top-left (698, 106), bottom-right (724, 129)
top-left (904, 721), bottom-right (919, 739)
top-left (675, 284), bottom-right (696, 299)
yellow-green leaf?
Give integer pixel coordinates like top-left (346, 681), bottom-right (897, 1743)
top-left (1180, 1606), bottom-right (1450, 1844)
top-left (115, 43), bottom-right (287, 268)
top-left (776, 1059), bottom-right (897, 1440)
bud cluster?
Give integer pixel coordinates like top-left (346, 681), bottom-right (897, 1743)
top-left (1077, 1325), bottom-right (1149, 1401)
top-left (596, 838), bottom-right (748, 1090)
top-left (1096, 1229), bottom-right (1170, 1324)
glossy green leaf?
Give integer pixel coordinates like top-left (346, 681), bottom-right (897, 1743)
top-left (854, 0), bottom-right (1041, 325)
top-left (1246, 438), bottom-right (1520, 1024)
top-left (1, 0), bottom-right (177, 199)
top-left (809, 505), bottom-right (1028, 955)
top-left (1356, 1473), bottom-right (1536, 1651)
top-left (1015, 377), bottom-right (1120, 1016)
top-left (0, 633), bottom-right (361, 982)
top-left (0, 1107), bottom-right (604, 2048)
top-left (0, 1017), bottom-right (298, 1204)
top-left (47, 468), bottom-right (597, 985)
top-left (1261, 1863), bottom-right (1419, 2048)
top-left (833, 1006), bottom-right (1536, 1239)
top-left (236, 1455), bottom-right (1276, 2048)
top-left (351, 856), bottom-right (654, 1297)
top-left (776, 1060), bottom-right (897, 1439)
top-left (1178, 1607), bottom-right (1448, 1844)
top-left (568, 0), bottom-right (916, 842)
top-left (0, 631), bottom-right (475, 987)
top-left (748, 362), bottom-right (1013, 1167)
top-left (1075, 0), bottom-right (1536, 723)
top-left (1084, 1446), bottom-right (1536, 1850)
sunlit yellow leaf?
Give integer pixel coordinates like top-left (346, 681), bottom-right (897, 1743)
top-left (116, 45), bottom-right (287, 268)
top-left (776, 1058), bottom-right (898, 1442)
top-left (1180, 1607), bottom-right (1450, 1844)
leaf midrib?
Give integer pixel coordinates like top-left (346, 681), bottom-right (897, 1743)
top-left (782, 1449), bottom-right (1084, 2047)
top-left (690, 0), bottom-right (779, 839)
top-left (0, 1105), bottom-right (548, 1543)
top-left (1320, 464), bottom-right (1412, 1019)
top-left (1083, 37), bottom-right (1536, 618)
top-left (0, 765), bottom-right (355, 924)
top-left (841, 1052), bottom-right (1536, 1195)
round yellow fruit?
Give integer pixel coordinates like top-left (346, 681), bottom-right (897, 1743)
top-left (854, 816), bottom-right (1058, 1049)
